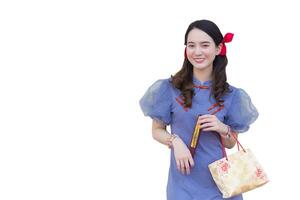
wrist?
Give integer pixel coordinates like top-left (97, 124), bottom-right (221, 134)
top-left (220, 125), bottom-right (231, 139)
top-left (167, 134), bottom-right (179, 148)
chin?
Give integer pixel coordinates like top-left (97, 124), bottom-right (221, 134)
top-left (192, 63), bottom-right (209, 70)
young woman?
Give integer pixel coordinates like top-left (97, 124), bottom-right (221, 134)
top-left (139, 19), bottom-right (259, 200)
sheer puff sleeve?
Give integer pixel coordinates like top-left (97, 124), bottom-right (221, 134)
top-left (139, 79), bottom-right (173, 125)
top-left (224, 88), bottom-right (259, 133)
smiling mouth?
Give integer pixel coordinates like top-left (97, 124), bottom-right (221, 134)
top-left (194, 58), bottom-right (205, 63)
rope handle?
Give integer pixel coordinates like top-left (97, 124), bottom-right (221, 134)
top-left (220, 129), bottom-right (246, 160)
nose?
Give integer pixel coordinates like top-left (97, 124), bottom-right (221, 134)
top-left (194, 46), bottom-right (203, 55)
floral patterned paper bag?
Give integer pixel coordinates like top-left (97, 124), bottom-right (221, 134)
top-left (208, 146), bottom-right (269, 198)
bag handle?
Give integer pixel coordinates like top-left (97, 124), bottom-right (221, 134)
top-left (220, 131), bottom-right (246, 160)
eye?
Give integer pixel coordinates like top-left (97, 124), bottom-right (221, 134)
top-left (188, 44), bottom-right (195, 48)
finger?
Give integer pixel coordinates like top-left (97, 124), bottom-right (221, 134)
top-left (199, 115), bottom-right (217, 122)
top-left (198, 114), bottom-right (212, 120)
top-left (201, 122), bottom-right (215, 129)
top-left (184, 159), bottom-right (191, 175)
top-left (176, 159), bottom-right (180, 171)
top-left (189, 157), bottom-right (195, 168)
top-left (197, 118), bottom-right (213, 125)
top-left (197, 116), bottom-right (205, 122)
top-left (178, 159), bottom-right (182, 173)
top-left (202, 127), bottom-right (217, 132)
top-left (209, 115), bottom-right (217, 119)
top-left (180, 160), bottom-right (185, 174)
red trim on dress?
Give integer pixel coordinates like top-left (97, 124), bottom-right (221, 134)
top-left (175, 96), bottom-right (188, 112)
top-left (175, 85), bottom-right (225, 115)
top-left (193, 84), bottom-right (209, 89)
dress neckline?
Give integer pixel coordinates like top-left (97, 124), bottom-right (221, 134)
top-left (192, 75), bottom-right (212, 87)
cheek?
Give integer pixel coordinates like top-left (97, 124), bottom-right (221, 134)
top-left (186, 51), bottom-right (194, 62)
top-left (186, 48), bottom-right (216, 60)
top-left (186, 49), bottom-right (193, 57)
top-left (204, 49), bottom-right (217, 58)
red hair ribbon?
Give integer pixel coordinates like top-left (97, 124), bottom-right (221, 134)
top-left (219, 33), bottom-right (234, 56)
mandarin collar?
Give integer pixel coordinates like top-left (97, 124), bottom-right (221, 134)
top-left (193, 75), bottom-right (212, 87)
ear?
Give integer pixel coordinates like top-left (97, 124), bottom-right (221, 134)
top-left (216, 43), bottom-right (223, 55)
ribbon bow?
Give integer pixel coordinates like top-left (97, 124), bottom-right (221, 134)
top-left (219, 33), bottom-right (234, 56)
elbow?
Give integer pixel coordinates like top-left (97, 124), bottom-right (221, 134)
top-left (226, 141), bottom-right (237, 149)
top-left (151, 131), bottom-right (156, 140)
top-left (226, 144), bottom-right (235, 149)
top-left (151, 129), bottom-right (158, 141)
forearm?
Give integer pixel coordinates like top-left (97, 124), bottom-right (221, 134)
top-left (151, 127), bottom-right (173, 147)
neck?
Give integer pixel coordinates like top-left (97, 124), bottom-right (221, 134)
top-left (193, 66), bottom-right (213, 83)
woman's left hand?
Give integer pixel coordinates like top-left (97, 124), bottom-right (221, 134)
top-left (197, 114), bottom-right (228, 136)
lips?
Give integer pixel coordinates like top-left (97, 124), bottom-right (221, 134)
top-left (194, 58), bottom-right (205, 63)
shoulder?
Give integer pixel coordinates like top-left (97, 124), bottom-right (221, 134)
top-left (226, 84), bottom-right (250, 96)
top-left (223, 84), bottom-right (238, 100)
top-left (151, 77), bottom-right (172, 88)
top-left (223, 84), bottom-right (259, 132)
top-left (141, 77), bottom-right (178, 101)
top-left (223, 84), bottom-right (251, 105)
top-left (148, 77), bottom-right (176, 93)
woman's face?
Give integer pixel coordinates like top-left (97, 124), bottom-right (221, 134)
top-left (186, 28), bottom-right (221, 70)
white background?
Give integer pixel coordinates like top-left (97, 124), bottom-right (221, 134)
top-left (0, 0), bottom-right (299, 199)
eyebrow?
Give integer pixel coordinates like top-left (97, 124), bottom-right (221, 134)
top-left (187, 41), bottom-right (211, 44)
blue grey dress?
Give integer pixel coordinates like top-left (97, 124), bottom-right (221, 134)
top-left (139, 76), bottom-right (259, 200)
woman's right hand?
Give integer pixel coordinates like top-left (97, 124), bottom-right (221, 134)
top-left (172, 136), bottom-right (195, 175)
